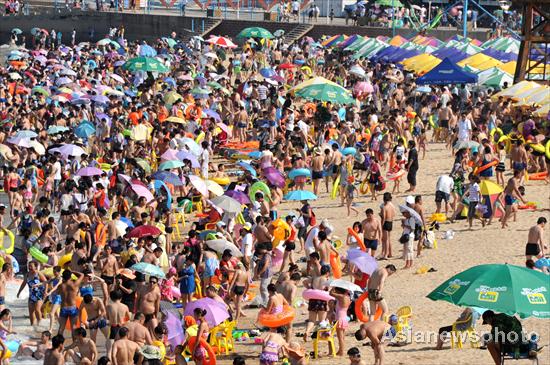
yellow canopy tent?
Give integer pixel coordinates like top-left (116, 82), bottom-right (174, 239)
top-left (515, 86), bottom-right (550, 106)
top-left (491, 80), bottom-right (540, 101)
top-left (401, 54), bottom-right (441, 74)
top-left (388, 35), bottom-right (408, 46)
top-left (497, 61), bottom-right (549, 77)
top-left (458, 53), bottom-right (503, 71)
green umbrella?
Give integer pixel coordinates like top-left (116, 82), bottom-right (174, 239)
top-left (162, 37), bottom-right (177, 48)
top-left (190, 87), bottom-right (211, 95)
top-left (31, 86), bottom-right (50, 96)
top-left (296, 82), bottom-right (355, 105)
top-left (375, 0), bottom-right (403, 7)
top-left (123, 57), bottom-right (169, 73)
top-left (159, 160), bottom-right (185, 170)
top-left (237, 27), bottom-right (274, 39)
top-left (135, 158), bottom-right (151, 173)
top-left (427, 264), bottom-right (550, 319)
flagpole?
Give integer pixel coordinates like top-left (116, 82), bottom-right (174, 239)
top-left (391, 0), bottom-right (396, 37)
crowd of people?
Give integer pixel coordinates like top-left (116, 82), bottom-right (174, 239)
top-left (0, 19), bottom-right (546, 365)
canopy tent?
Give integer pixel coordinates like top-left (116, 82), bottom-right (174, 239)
top-left (388, 35), bottom-right (408, 47)
top-left (338, 34), bottom-right (363, 49)
top-left (491, 80), bottom-right (541, 100)
top-left (481, 48), bottom-right (517, 63)
top-left (401, 53), bottom-right (441, 74)
top-left (514, 86), bottom-right (550, 106)
top-left (457, 53), bottom-right (503, 71)
top-left (416, 57), bottom-right (478, 85)
top-left (476, 67), bottom-right (513, 88)
top-left (372, 46), bottom-right (420, 63)
top-left (432, 47), bottom-right (469, 63)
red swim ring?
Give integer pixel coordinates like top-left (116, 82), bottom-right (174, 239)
top-left (355, 291), bottom-right (383, 323)
top-left (257, 304), bottom-right (295, 328)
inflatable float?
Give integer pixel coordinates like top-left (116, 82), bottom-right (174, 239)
top-left (355, 291), bottom-right (383, 323)
top-left (257, 304), bottom-right (295, 328)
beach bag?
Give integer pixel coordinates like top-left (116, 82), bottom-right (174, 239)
top-left (374, 175), bottom-right (386, 191)
top-left (310, 210), bottom-right (317, 227)
top-left (399, 233), bottom-right (410, 244)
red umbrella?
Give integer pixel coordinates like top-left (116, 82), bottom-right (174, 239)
top-left (278, 63), bottom-right (295, 69)
top-left (126, 225), bottom-right (162, 238)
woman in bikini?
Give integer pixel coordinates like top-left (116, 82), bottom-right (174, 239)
top-left (191, 308), bottom-right (210, 365)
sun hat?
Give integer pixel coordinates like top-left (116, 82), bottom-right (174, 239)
top-left (139, 345), bottom-right (162, 360)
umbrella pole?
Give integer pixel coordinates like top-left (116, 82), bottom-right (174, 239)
top-left (463, 0), bottom-right (468, 39)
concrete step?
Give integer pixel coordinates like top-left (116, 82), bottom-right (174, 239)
top-left (285, 23), bottom-right (313, 45)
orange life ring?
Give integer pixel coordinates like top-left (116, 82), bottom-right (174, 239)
top-left (474, 159), bottom-right (498, 175)
top-left (347, 227), bottom-right (367, 251)
top-left (257, 304), bottom-right (295, 328)
top-left (330, 252), bottom-right (342, 279)
top-left (185, 105), bottom-right (203, 121)
top-left (355, 291), bottom-right (383, 323)
top-left (187, 336), bottom-right (216, 365)
top-left (304, 103), bottom-right (316, 118)
top-left (528, 171), bottom-right (548, 181)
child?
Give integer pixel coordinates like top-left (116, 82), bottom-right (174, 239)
top-left (347, 347), bottom-right (366, 365)
top-left (345, 176), bottom-right (359, 217)
top-left (418, 128), bottom-right (427, 159)
top-left (389, 155), bottom-right (405, 194)
top-left (496, 143), bottom-right (506, 186)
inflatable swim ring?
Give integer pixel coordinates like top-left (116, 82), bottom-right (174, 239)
top-left (195, 131), bottom-right (205, 144)
top-left (528, 171), bottom-right (548, 181)
top-left (187, 336), bottom-right (216, 365)
top-left (490, 127), bottom-right (503, 143)
top-left (474, 159), bottom-right (498, 175)
top-left (249, 181), bottom-right (271, 202)
top-left (288, 168), bottom-right (311, 180)
top-left (546, 140), bottom-right (550, 160)
top-left (386, 170), bottom-right (406, 181)
top-left (0, 229), bottom-right (15, 254)
top-left (211, 177), bottom-right (230, 185)
top-left (257, 304), bottom-right (295, 328)
top-left (332, 239), bottom-right (343, 250)
top-left (430, 213), bottom-right (446, 223)
top-left (359, 179), bottom-right (370, 195)
top-left (302, 289), bottom-right (334, 301)
top-left (58, 253), bottom-right (73, 268)
top-left (330, 252), bottom-right (342, 279)
top-left (272, 219), bottom-right (291, 241)
top-left (347, 227), bottom-right (367, 252)
top-left (342, 147), bottom-right (357, 156)
top-left (331, 175), bottom-right (340, 199)
top-left (527, 142), bottom-right (545, 155)
top-left (355, 291), bottom-right (383, 323)
top-left (30, 246), bottom-right (48, 264)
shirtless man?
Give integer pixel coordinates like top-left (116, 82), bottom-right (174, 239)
top-left (81, 294), bottom-right (109, 342)
top-left (354, 320), bottom-right (394, 365)
top-left (509, 139), bottom-right (529, 181)
top-left (125, 312), bottom-right (153, 347)
top-left (331, 143), bottom-right (343, 187)
top-left (99, 245), bottom-right (118, 289)
top-left (253, 216), bottom-right (272, 246)
top-left (9, 186), bottom-right (24, 227)
top-left (362, 208), bottom-right (382, 257)
top-left (0, 262), bottom-right (13, 312)
top-left (315, 230), bottom-right (339, 269)
top-left (106, 290), bottom-right (130, 357)
top-left (69, 242), bottom-right (88, 273)
top-left (501, 169), bottom-right (526, 228)
top-left (65, 328), bottom-right (98, 365)
top-left (18, 330), bottom-right (51, 360)
top-left (130, 197), bottom-right (148, 223)
top-left (278, 272), bottom-right (300, 342)
top-left (367, 265), bottom-right (396, 322)
top-left (227, 262), bottom-right (250, 323)
top-left (57, 269), bottom-right (85, 338)
top-left (379, 193), bottom-right (396, 259)
top-left (311, 148), bottom-right (324, 196)
top-left (526, 217), bottom-right (547, 260)
top-left (107, 212), bottom-right (121, 243)
top-left (303, 265), bottom-right (330, 342)
top-left (136, 276), bottom-right (161, 317)
top-left (110, 327), bottom-right (140, 365)
top-left (43, 334), bottom-right (65, 365)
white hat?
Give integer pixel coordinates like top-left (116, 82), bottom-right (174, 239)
top-left (405, 195), bottom-right (415, 205)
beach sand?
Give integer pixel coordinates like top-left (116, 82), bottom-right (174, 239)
top-left (6, 140), bottom-right (550, 365)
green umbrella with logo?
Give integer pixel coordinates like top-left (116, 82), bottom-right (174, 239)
top-left (295, 80), bottom-right (355, 105)
top-left (427, 264), bottom-right (550, 319)
top-left (123, 57), bottom-right (169, 73)
top-left (237, 27), bottom-right (274, 39)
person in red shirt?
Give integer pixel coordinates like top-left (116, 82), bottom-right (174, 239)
top-left (353, 270), bottom-right (369, 290)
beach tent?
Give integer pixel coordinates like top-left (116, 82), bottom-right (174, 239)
top-left (322, 34), bottom-right (347, 47)
top-left (388, 35), bottom-right (408, 47)
top-left (498, 61), bottom-right (518, 75)
top-left (432, 47), bottom-right (469, 63)
top-left (417, 57), bottom-right (478, 85)
top-left (373, 46), bottom-right (420, 63)
top-left (338, 34), bottom-right (362, 49)
top-left (480, 180), bottom-right (503, 219)
top-left (401, 54), bottom-right (441, 74)
top-left (477, 68), bottom-right (513, 88)
top-left (458, 53), bottom-right (503, 71)
top-left (345, 38), bottom-right (369, 52)
top-left (452, 43), bottom-right (483, 55)
top-left (498, 60), bottom-right (550, 78)
top-left (481, 48), bottom-right (518, 63)
top-left (514, 86), bottom-right (550, 107)
top-left (491, 80), bottom-right (541, 100)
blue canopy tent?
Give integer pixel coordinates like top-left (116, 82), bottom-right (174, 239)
top-left (432, 47), bottom-right (469, 63)
top-left (416, 57), bottom-right (478, 85)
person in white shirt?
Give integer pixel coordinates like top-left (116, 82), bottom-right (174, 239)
top-left (435, 174), bottom-right (454, 215)
top-left (463, 174), bottom-right (483, 229)
top-left (457, 112), bottom-right (472, 142)
top-left (199, 141), bottom-right (210, 179)
top-left (239, 223), bottom-right (254, 269)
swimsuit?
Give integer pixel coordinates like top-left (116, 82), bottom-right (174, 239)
top-left (27, 274), bottom-right (45, 303)
top-left (101, 274), bottom-right (114, 286)
top-left (60, 306), bottom-right (79, 318)
top-left (232, 285), bottom-right (245, 296)
top-left (109, 324), bottom-right (121, 339)
top-left (525, 243), bottom-right (541, 256)
top-left (50, 278), bottom-right (62, 305)
top-left (504, 194), bottom-right (515, 206)
top-left (260, 341), bottom-right (280, 365)
top-left (80, 284), bottom-right (94, 297)
top-left (365, 239), bottom-right (378, 251)
top-left (88, 316), bottom-right (108, 329)
top-left (308, 299), bottom-right (327, 312)
top-left (382, 221), bottom-right (393, 232)
top-left (0, 297), bottom-right (4, 305)
top-left (203, 257), bottom-right (219, 278)
top-left (336, 302), bottom-right (349, 330)
top-left (367, 289), bottom-right (383, 301)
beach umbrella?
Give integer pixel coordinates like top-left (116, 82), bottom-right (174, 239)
top-left (347, 248), bottom-right (378, 275)
top-left (134, 158), bottom-right (151, 173)
top-left (210, 195), bottom-right (242, 214)
top-left (127, 225), bottom-right (162, 239)
top-left (399, 205), bottom-right (423, 224)
top-left (160, 149), bottom-right (178, 161)
top-left (354, 81), bottom-right (374, 95)
top-left (262, 166), bottom-right (285, 188)
top-left (329, 279), bottom-right (362, 293)
top-left (154, 180), bottom-right (173, 209)
top-left (349, 65), bottom-right (366, 78)
top-left (14, 130), bottom-right (38, 139)
top-left (427, 264), bottom-right (550, 318)
top-left (453, 140), bottom-right (479, 150)
top-left (206, 239), bottom-right (242, 257)
top-left (50, 144), bottom-right (86, 157)
top-left (29, 140), bottom-right (45, 155)
top-left (184, 298), bottom-right (230, 327)
top-left (159, 160), bottom-right (185, 170)
top-left (59, 68), bottom-right (77, 76)
top-left (274, 29), bottom-right (285, 38)
top-left (176, 151), bottom-right (200, 168)
top-left (32, 86), bottom-right (50, 96)
top-left (203, 109), bottom-right (221, 121)
top-left (97, 38), bottom-right (120, 48)
top-left (174, 138), bottom-right (201, 156)
top-left (131, 262), bottom-right (165, 279)
top-left (151, 171), bottom-right (184, 186)
top-left (207, 36), bottom-right (237, 48)
top-left (130, 183), bottom-right (154, 202)
top-left (8, 72), bottom-right (22, 80)
top-left (237, 27), bottom-right (274, 39)
top-left (74, 123), bottom-right (96, 139)
top-left (260, 67), bottom-right (277, 78)
top-left (56, 77), bottom-right (72, 86)
top-left (91, 95), bottom-right (109, 104)
top-left (163, 91), bottom-right (183, 105)
top-left (162, 37), bottom-right (177, 48)
top-left (480, 180), bottom-right (504, 219)
top-left (139, 44), bottom-right (157, 57)
top-left (296, 81), bottom-right (354, 104)
top-left (188, 175), bottom-right (209, 197)
top-left (236, 161), bottom-right (257, 176)
top-left (284, 190), bottom-right (318, 201)
top-left (123, 57), bottom-right (169, 73)
top-left (11, 28), bottom-right (22, 34)
top-left (206, 180), bottom-right (224, 196)
top-left (109, 73), bottom-right (125, 83)
top-left (165, 311), bottom-right (185, 352)
top-left (224, 190), bottom-right (251, 205)
top-left (0, 144), bottom-right (11, 158)
top-left (76, 166), bottom-right (103, 177)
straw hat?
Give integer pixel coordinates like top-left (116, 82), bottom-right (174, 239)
top-left (117, 268), bottom-right (136, 280)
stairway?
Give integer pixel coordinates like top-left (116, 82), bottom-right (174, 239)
top-left (182, 18), bottom-right (221, 41)
top-left (285, 23), bottom-right (313, 45)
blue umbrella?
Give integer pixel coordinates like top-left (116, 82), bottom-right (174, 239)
top-left (152, 171), bottom-right (184, 186)
top-left (120, 216), bottom-right (134, 228)
top-left (131, 262), bottom-right (165, 279)
top-left (47, 126), bottom-right (69, 135)
top-left (139, 44), bottom-right (157, 57)
top-left (260, 67), bottom-right (276, 78)
top-left (237, 161), bottom-right (257, 176)
top-left (164, 77), bottom-right (176, 87)
top-left (284, 190), bottom-right (318, 201)
top-left (203, 109), bottom-right (221, 121)
top-left (248, 151), bottom-right (262, 159)
top-left (154, 180), bottom-right (173, 210)
top-left (15, 130), bottom-right (38, 139)
top-left (74, 123), bottom-right (96, 139)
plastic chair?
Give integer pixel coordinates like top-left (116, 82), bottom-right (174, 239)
top-left (451, 314), bottom-right (480, 349)
top-left (171, 209), bottom-right (186, 241)
top-left (208, 324), bottom-right (224, 354)
top-left (205, 220), bottom-right (220, 230)
top-left (312, 322), bottom-right (337, 359)
top-left (191, 195), bottom-right (203, 213)
top-left (217, 320), bottom-right (237, 354)
top-left (394, 306), bottom-right (413, 342)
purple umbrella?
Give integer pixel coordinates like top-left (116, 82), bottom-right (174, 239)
top-left (183, 298), bottom-right (229, 327)
top-left (224, 190), bottom-right (251, 205)
top-left (164, 311), bottom-right (184, 353)
top-left (263, 166), bottom-right (285, 188)
top-left (95, 113), bottom-right (112, 127)
top-left (347, 248), bottom-right (378, 275)
top-left (76, 166), bottom-right (103, 177)
top-left (91, 95), bottom-right (109, 104)
top-left (203, 109), bottom-right (221, 121)
top-left (176, 150), bottom-right (200, 168)
top-left (56, 77), bottom-right (72, 86)
top-left (161, 148), bottom-right (179, 161)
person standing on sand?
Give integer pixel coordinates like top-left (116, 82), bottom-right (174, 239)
top-left (379, 193), bottom-right (396, 260)
top-left (303, 265), bottom-right (330, 342)
top-left (330, 286), bottom-right (351, 356)
top-left (361, 208), bottom-right (382, 257)
top-left (110, 327), bottom-right (140, 365)
top-left (354, 320), bottom-right (394, 365)
top-left (501, 169), bottom-right (526, 228)
top-left (526, 217), bottom-right (547, 261)
top-left (228, 262), bottom-right (250, 323)
top-left (43, 334), bottom-right (65, 365)
top-left (57, 269), bottom-right (85, 338)
top-left (311, 148), bottom-right (324, 196)
top-left (367, 265), bottom-right (396, 322)
top-left (405, 140), bottom-right (419, 193)
top-left (106, 290), bottom-right (131, 357)
top-left (136, 276), bottom-right (161, 318)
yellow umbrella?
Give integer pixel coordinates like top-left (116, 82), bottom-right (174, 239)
top-left (163, 91), bottom-right (183, 105)
top-left (0, 144), bottom-right (12, 158)
top-left (480, 180), bottom-right (503, 195)
top-left (165, 116), bottom-right (186, 124)
top-left (457, 53), bottom-right (502, 71)
top-left (29, 140), bottom-right (45, 155)
top-left (289, 76), bottom-right (341, 93)
top-left (206, 180), bottom-right (224, 196)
